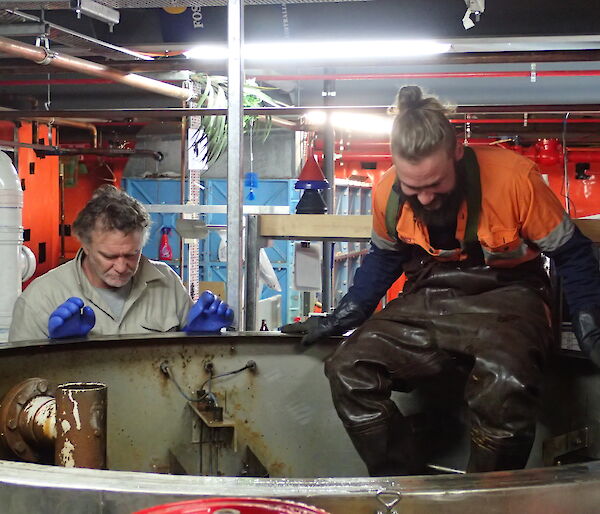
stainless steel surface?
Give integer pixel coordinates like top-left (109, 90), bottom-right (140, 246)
top-left (55, 383), bottom-right (107, 469)
top-left (244, 214), bottom-right (259, 331)
top-left (226, 0), bottom-right (244, 328)
top-left (2, 458), bottom-right (600, 513)
top-left (0, 35), bottom-right (190, 99)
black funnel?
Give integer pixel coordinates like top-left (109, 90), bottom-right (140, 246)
top-left (295, 189), bottom-right (327, 214)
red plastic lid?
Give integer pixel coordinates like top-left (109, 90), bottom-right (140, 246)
top-left (132, 497), bottom-right (331, 514)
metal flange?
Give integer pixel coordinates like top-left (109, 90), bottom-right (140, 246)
top-left (0, 377), bottom-right (55, 463)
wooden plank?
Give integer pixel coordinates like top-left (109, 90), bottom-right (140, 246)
top-left (575, 219), bottom-right (600, 244)
top-left (259, 214), bottom-right (371, 241)
top-left (259, 215), bottom-right (600, 245)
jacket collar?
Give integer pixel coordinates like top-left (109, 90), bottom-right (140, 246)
top-left (74, 249), bottom-right (167, 321)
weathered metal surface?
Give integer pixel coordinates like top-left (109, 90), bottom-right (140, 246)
top-left (0, 333), bottom-right (364, 477)
top-left (18, 394), bottom-right (56, 451)
top-left (55, 383), bottom-right (107, 469)
top-left (0, 333), bottom-right (598, 513)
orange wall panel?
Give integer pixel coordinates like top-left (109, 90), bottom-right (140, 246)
top-left (17, 122), bottom-right (60, 286)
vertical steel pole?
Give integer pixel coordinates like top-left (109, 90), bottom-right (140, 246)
top-left (321, 77), bottom-right (336, 312)
top-left (226, 0), bottom-right (244, 327)
top-left (244, 214), bottom-right (259, 331)
top-left (179, 104), bottom-right (189, 280)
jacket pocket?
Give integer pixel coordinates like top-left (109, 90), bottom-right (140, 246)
top-left (479, 227), bottom-right (520, 252)
top-left (479, 227), bottom-right (528, 261)
top-left (140, 314), bottom-right (180, 333)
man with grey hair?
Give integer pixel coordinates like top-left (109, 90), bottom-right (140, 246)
top-left (10, 185), bottom-right (232, 342)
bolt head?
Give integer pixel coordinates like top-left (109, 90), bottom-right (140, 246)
top-left (7, 419), bottom-right (16, 430)
top-left (37, 381), bottom-right (48, 393)
top-left (14, 441), bottom-right (25, 453)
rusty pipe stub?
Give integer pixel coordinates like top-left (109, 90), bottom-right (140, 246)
top-left (0, 378), bottom-right (55, 463)
top-left (55, 382), bottom-right (107, 470)
top-left (18, 394), bottom-right (56, 450)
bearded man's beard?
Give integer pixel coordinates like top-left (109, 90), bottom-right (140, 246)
top-left (400, 165), bottom-right (466, 228)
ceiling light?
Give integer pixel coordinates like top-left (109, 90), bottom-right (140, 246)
top-left (184, 39), bottom-right (451, 61)
top-left (305, 111), bottom-right (393, 135)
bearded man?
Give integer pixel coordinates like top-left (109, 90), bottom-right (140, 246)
top-left (282, 86), bottom-right (600, 475)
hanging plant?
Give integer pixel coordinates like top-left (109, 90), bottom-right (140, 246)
top-left (190, 74), bottom-right (289, 166)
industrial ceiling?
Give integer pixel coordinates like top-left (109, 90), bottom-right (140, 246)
top-left (0, 1), bottom-right (599, 123)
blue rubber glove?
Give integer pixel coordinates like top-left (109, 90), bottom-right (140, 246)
top-left (48, 297), bottom-right (96, 339)
top-left (184, 290), bottom-right (234, 334)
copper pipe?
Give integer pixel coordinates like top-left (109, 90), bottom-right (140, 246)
top-left (55, 383), bottom-right (107, 470)
top-left (0, 139), bottom-right (162, 160)
top-left (0, 35), bottom-right (191, 101)
top-left (33, 118), bottom-right (98, 148)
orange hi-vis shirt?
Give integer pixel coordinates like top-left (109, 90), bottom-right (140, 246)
top-left (371, 146), bottom-right (575, 268)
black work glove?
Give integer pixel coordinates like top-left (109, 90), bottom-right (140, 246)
top-left (572, 306), bottom-right (600, 367)
top-left (280, 297), bottom-right (368, 346)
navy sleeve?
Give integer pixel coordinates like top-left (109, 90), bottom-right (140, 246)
top-left (343, 242), bottom-right (411, 316)
top-left (545, 226), bottom-right (600, 314)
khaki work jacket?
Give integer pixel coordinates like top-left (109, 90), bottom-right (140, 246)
top-left (9, 249), bottom-right (193, 342)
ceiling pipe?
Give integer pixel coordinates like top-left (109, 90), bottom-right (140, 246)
top-left (30, 118), bottom-right (98, 148)
top-left (4, 105), bottom-right (600, 121)
top-left (6, 68), bottom-right (600, 88)
top-left (253, 70), bottom-right (600, 82)
top-left (0, 36), bottom-right (192, 101)
top-left (0, 139), bottom-right (162, 160)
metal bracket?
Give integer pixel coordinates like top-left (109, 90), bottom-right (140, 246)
top-left (188, 400), bottom-right (237, 452)
top-left (33, 46), bottom-right (56, 66)
top-left (70, 0), bottom-right (120, 27)
top-left (542, 426), bottom-right (590, 466)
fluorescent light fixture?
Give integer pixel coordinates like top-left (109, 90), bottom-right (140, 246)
top-left (184, 39), bottom-right (451, 61)
top-left (305, 111), bottom-right (393, 135)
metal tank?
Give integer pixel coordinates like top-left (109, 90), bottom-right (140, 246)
top-left (0, 331), bottom-right (599, 513)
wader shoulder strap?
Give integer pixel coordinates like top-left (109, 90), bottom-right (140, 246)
top-left (462, 147), bottom-right (484, 263)
top-left (385, 181), bottom-right (404, 242)
top-left (462, 146), bottom-right (481, 244)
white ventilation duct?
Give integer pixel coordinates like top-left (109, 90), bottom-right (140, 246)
top-left (0, 151), bottom-right (36, 342)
